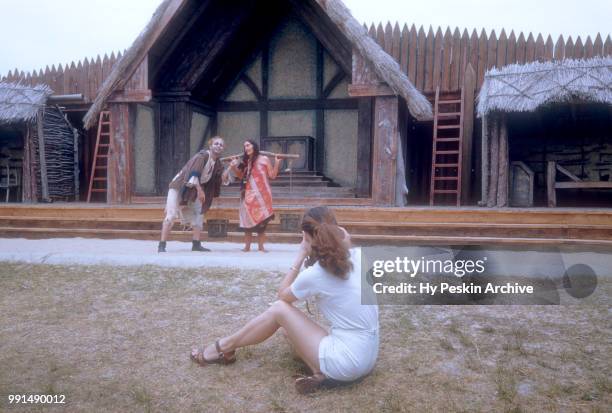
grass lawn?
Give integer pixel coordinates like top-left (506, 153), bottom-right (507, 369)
top-left (0, 263), bottom-right (610, 412)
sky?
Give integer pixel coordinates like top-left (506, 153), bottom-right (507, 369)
top-left (0, 0), bottom-right (610, 76)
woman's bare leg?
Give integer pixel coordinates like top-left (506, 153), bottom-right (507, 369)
top-left (242, 232), bottom-right (252, 252)
top-left (257, 232), bottom-right (267, 252)
top-left (200, 301), bottom-right (327, 373)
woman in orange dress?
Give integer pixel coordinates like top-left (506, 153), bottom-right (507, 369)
top-left (230, 140), bottom-right (281, 252)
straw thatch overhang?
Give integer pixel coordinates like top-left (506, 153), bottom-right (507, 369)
top-left (83, 0), bottom-right (431, 129)
top-left (0, 82), bottom-right (53, 125)
top-left (478, 57), bottom-right (612, 209)
top-left (477, 57), bottom-right (612, 117)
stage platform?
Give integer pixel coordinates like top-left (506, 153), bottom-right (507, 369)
top-left (1, 202), bottom-right (611, 247)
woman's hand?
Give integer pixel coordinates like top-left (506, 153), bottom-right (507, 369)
top-left (277, 231), bottom-right (311, 300)
top-left (229, 159), bottom-right (243, 178)
top-left (299, 231), bottom-right (312, 256)
top-left (267, 155), bottom-right (281, 179)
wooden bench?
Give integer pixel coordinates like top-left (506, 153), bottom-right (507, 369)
top-left (547, 161), bottom-right (612, 207)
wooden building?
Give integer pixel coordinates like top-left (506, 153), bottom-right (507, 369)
top-left (78, 0), bottom-right (432, 207)
top-left (0, 82), bottom-right (78, 203)
top-left (1, 1), bottom-right (612, 245)
top-left (1, 0), bottom-right (611, 209)
top-left (477, 57), bottom-right (612, 208)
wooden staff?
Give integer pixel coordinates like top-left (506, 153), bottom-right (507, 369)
top-left (220, 151), bottom-right (300, 162)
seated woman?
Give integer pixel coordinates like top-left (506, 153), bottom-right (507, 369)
top-left (190, 206), bottom-right (379, 394)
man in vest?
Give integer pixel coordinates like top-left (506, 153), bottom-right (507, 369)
top-left (158, 136), bottom-right (231, 252)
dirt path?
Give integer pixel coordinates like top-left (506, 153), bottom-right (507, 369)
top-left (0, 238), bottom-right (299, 270)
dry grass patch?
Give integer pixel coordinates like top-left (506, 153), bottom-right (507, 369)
top-left (0, 263), bottom-right (610, 412)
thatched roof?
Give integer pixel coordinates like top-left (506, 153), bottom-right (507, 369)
top-left (83, 0), bottom-right (179, 129)
top-left (315, 0), bottom-right (432, 120)
top-left (0, 82), bottom-right (53, 124)
top-left (477, 57), bottom-right (612, 117)
top-left (83, 0), bottom-right (432, 128)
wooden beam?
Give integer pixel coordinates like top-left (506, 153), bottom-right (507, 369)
top-left (108, 103), bottom-right (132, 204)
top-left (486, 117), bottom-right (499, 207)
top-left (348, 83), bottom-right (394, 97)
top-left (372, 96), bottom-right (399, 206)
top-left (149, 0), bottom-right (214, 85)
top-left (556, 181), bottom-right (612, 189)
top-left (187, 99), bottom-right (215, 116)
top-left (480, 115), bottom-right (489, 205)
top-left (240, 74), bottom-right (262, 101)
top-left (181, 5), bottom-right (254, 90)
top-left (556, 164), bottom-right (581, 182)
top-left (36, 109), bottom-right (50, 201)
top-left (356, 98), bottom-right (372, 197)
top-left (352, 46), bottom-right (379, 85)
top-left (547, 160), bottom-right (557, 207)
top-left (323, 70), bottom-right (346, 98)
top-left (216, 99), bottom-right (357, 112)
top-left (22, 125), bottom-right (37, 202)
top-left (108, 89), bottom-right (152, 103)
top-left (316, 41), bottom-right (325, 173)
top-left (497, 115), bottom-right (509, 207)
top-left (461, 63), bottom-right (476, 205)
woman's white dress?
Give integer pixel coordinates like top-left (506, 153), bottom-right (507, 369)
top-left (291, 248), bottom-right (379, 381)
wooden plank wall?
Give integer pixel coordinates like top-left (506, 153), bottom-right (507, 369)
top-left (366, 24), bottom-right (611, 94)
top-left (1, 29), bottom-right (610, 98)
top-left (0, 51), bottom-right (147, 102)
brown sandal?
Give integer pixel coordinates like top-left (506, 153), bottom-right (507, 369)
top-left (295, 372), bottom-right (326, 394)
top-left (190, 340), bottom-right (236, 366)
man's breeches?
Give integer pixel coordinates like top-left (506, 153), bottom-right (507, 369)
top-left (164, 188), bottom-right (203, 230)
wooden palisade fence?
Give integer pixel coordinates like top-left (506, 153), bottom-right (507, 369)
top-left (0, 52), bottom-right (128, 103)
top-left (1, 26), bottom-right (611, 99)
top-left (367, 24), bottom-right (612, 94)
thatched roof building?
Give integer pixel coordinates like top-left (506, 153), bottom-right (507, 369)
top-left (83, 0), bottom-right (432, 129)
top-left (477, 57), bottom-right (612, 117)
top-left (0, 82), bottom-right (53, 124)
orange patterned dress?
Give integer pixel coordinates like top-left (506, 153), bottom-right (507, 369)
top-left (239, 156), bottom-right (274, 232)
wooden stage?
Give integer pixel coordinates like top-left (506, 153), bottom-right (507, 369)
top-left (1, 201), bottom-right (612, 247)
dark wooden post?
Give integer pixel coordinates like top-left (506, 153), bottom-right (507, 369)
top-left (547, 160), bottom-right (557, 207)
top-left (355, 97), bottom-right (372, 197)
top-left (157, 99), bottom-right (191, 194)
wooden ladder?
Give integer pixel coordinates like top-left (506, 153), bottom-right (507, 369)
top-left (429, 87), bottom-right (464, 206)
top-left (87, 111), bottom-right (111, 202)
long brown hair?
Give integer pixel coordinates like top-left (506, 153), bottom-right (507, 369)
top-left (301, 206), bottom-right (352, 278)
top-left (239, 139), bottom-right (260, 189)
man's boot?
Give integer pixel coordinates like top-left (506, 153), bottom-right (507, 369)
top-left (192, 240), bottom-right (211, 252)
top-left (158, 241), bottom-right (166, 253)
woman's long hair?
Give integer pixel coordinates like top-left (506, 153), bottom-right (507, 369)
top-left (302, 206), bottom-right (352, 278)
top-left (239, 139), bottom-right (259, 184)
